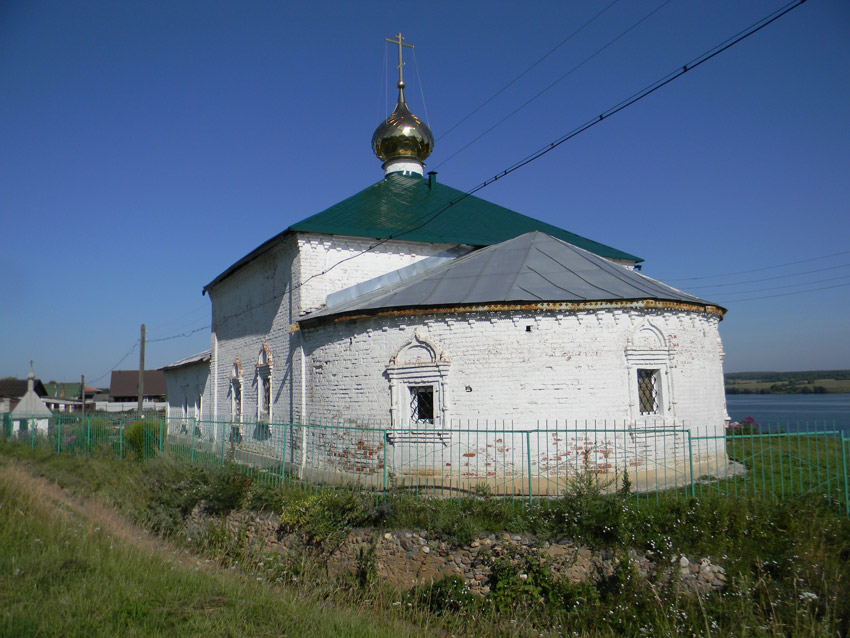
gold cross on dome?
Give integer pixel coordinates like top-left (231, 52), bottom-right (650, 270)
top-left (386, 32), bottom-right (414, 85)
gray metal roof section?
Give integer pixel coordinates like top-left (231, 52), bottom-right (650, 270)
top-left (161, 350), bottom-right (212, 371)
top-left (11, 387), bottom-right (53, 417)
top-left (302, 232), bottom-right (722, 322)
top-left (325, 245), bottom-right (473, 309)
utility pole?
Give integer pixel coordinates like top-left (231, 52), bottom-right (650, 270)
top-left (81, 374), bottom-right (86, 419)
top-left (137, 324), bottom-right (145, 413)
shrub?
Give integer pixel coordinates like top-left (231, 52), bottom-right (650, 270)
top-left (279, 490), bottom-right (386, 548)
top-left (406, 575), bottom-right (476, 614)
top-left (142, 455), bottom-right (208, 535)
top-left (125, 419), bottom-right (162, 460)
top-left (202, 464), bottom-right (253, 515)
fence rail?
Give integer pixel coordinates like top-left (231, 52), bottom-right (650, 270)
top-left (2, 412), bottom-right (848, 515)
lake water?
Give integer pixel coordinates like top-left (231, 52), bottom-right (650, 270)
top-left (725, 393), bottom-right (850, 434)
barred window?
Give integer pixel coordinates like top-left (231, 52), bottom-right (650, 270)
top-left (231, 378), bottom-right (242, 420)
top-left (637, 369), bottom-right (660, 416)
top-left (258, 373), bottom-right (271, 422)
top-left (409, 386), bottom-right (434, 424)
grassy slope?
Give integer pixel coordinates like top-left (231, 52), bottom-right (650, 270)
top-left (0, 462), bottom-right (421, 638)
top-left (3, 441), bottom-right (850, 637)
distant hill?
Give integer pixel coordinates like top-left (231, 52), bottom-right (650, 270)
top-left (725, 370), bottom-right (850, 394)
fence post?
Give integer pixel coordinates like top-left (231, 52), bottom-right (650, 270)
top-left (687, 430), bottom-right (695, 498)
top-left (842, 436), bottom-right (849, 518)
top-left (159, 418), bottom-right (164, 453)
top-left (221, 422), bottom-right (226, 464)
top-left (56, 418), bottom-right (61, 454)
top-left (525, 431), bottom-right (533, 508)
top-left (280, 423), bottom-right (288, 484)
top-left (191, 419), bottom-right (196, 464)
top-left (383, 430), bottom-right (389, 500)
top-left (87, 417), bottom-right (91, 455)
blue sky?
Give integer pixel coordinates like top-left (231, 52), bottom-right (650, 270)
top-left (1, 0), bottom-right (848, 384)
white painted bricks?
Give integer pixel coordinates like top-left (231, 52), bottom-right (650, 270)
top-left (197, 229), bottom-right (729, 486)
top-left (301, 309), bottom-right (726, 431)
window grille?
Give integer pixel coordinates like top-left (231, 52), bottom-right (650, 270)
top-left (637, 369), bottom-right (659, 415)
top-left (231, 379), bottom-right (242, 420)
top-left (409, 386), bottom-right (434, 424)
top-left (259, 375), bottom-right (271, 422)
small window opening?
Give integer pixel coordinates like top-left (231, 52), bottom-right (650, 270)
top-left (409, 386), bottom-right (434, 424)
top-left (231, 378), bottom-right (242, 420)
top-left (259, 374), bottom-right (271, 422)
top-left (525, 325), bottom-right (533, 332)
top-left (637, 369), bottom-right (660, 415)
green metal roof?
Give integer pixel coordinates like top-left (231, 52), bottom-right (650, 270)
top-left (290, 172), bottom-right (642, 261)
top-left (205, 172), bottom-right (641, 293)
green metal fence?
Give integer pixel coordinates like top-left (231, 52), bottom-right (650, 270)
top-left (2, 412), bottom-right (848, 515)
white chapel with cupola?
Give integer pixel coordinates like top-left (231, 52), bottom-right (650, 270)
top-left (163, 34), bottom-right (731, 492)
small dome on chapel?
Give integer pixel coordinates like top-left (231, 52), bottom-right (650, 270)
top-left (372, 81), bottom-right (434, 166)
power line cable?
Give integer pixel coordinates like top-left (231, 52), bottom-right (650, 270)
top-left (154, 0), bottom-right (808, 340)
top-left (379, 41), bottom-right (388, 125)
top-left (685, 262), bottom-right (850, 290)
top-left (90, 339), bottom-right (139, 384)
top-left (452, 0), bottom-right (806, 184)
top-left (384, 2), bottom-right (806, 249)
top-left (716, 281), bottom-right (850, 303)
top-left (434, 0), bottom-right (672, 169)
top-left (439, 0), bottom-right (622, 141)
top-left (665, 249), bottom-right (850, 282)
top-left (147, 325), bottom-right (211, 343)
top-left (412, 47), bottom-right (431, 128)
top-left (706, 273), bottom-right (850, 297)
top-left (147, 303), bottom-right (209, 332)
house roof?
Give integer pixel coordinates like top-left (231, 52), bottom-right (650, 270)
top-left (161, 350), bottom-right (212, 371)
top-left (204, 172), bottom-right (642, 293)
top-left (0, 378), bottom-right (47, 399)
top-left (43, 382), bottom-right (100, 398)
top-left (302, 231), bottom-right (723, 323)
top-left (109, 370), bottom-right (167, 397)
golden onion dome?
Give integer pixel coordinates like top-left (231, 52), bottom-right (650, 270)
top-left (372, 81), bottom-right (434, 164)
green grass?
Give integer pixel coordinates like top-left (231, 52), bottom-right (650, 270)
top-left (698, 433), bottom-right (850, 512)
top-left (3, 438), bottom-right (850, 637)
top-left (0, 462), bottom-right (422, 638)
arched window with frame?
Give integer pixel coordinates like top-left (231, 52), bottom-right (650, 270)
top-left (385, 331), bottom-right (450, 429)
top-left (229, 359), bottom-right (243, 423)
top-left (625, 320), bottom-right (674, 425)
top-left (256, 342), bottom-right (273, 425)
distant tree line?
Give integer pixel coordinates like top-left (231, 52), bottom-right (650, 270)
top-left (725, 370), bottom-right (850, 383)
top-left (726, 384), bottom-right (829, 395)
top-left (724, 370), bottom-right (850, 395)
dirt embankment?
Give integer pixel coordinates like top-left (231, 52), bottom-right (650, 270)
top-left (3, 460), bottom-right (727, 597)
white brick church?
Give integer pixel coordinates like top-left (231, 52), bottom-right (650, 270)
top-left (163, 47), bottom-right (731, 492)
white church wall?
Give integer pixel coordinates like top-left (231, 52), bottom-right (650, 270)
top-left (207, 232), bottom-right (462, 442)
top-left (163, 361), bottom-right (212, 440)
top-left (202, 227), bottom-right (728, 489)
top-left (296, 233), bottom-right (460, 315)
top-left (208, 239), bottom-right (302, 438)
top-left (298, 307), bottom-right (728, 485)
